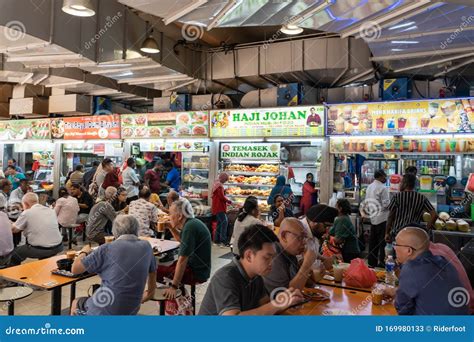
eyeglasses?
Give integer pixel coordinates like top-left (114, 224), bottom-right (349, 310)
top-left (392, 241), bottom-right (417, 251)
top-left (284, 231), bottom-right (308, 242)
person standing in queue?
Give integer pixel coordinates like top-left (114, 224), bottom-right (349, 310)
top-left (300, 173), bottom-right (318, 216)
top-left (122, 157), bottom-right (140, 204)
top-left (211, 172), bottom-right (232, 247)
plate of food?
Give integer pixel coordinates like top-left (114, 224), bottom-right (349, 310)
top-left (51, 119), bottom-right (65, 138)
top-left (302, 288), bottom-right (331, 301)
top-left (176, 113), bottom-right (191, 125)
top-left (122, 127), bottom-right (133, 137)
top-left (177, 126), bottom-right (191, 136)
top-left (162, 126), bottom-right (176, 137)
top-left (192, 125), bottom-right (207, 136)
top-left (134, 127), bottom-right (148, 137)
top-left (135, 115), bottom-right (147, 125)
top-left (122, 116), bottom-right (134, 125)
top-left (149, 127), bottom-right (162, 137)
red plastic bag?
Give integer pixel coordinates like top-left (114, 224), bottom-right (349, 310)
top-left (344, 258), bottom-right (377, 288)
top-left (466, 173), bottom-right (474, 193)
top-left (164, 293), bottom-right (194, 316)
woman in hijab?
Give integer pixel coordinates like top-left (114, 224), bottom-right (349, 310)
top-left (211, 172), bottom-right (232, 247)
top-left (300, 173), bottom-right (318, 215)
top-left (267, 175), bottom-right (293, 206)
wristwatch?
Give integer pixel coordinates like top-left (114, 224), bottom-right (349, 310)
top-left (79, 251), bottom-right (89, 257)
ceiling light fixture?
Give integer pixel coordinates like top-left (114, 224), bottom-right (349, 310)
top-left (62, 0), bottom-right (95, 17)
top-left (140, 22), bottom-right (160, 54)
top-left (280, 24), bottom-right (303, 35)
top-left (391, 40), bottom-right (419, 44)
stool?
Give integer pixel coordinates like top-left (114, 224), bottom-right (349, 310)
top-left (181, 281), bottom-right (204, 315)
top-left (63, 224), bottom-right (80, 249)
top-left (0, 287), bottom-right (34, 315)
top-left (151, 287), bottom-right (182, 315)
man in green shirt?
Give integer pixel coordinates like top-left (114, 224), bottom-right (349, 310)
top-left (160, 199), bottom-right (211, 299)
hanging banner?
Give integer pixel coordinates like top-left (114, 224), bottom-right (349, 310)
top-left (330, 137), bottom-right (474, 154)
top-left (0, 119), bottom-right (50, 140)
top-left (326, 97), bottom-right (474, 136)
top-left (121, 112), bottom-right (208, 139)
top-left (220, 143), bottom-right (281, 160)
top-left (210, 106), bottom-right (325, 138)
top-left (50, 115), bottom-right (121, 140)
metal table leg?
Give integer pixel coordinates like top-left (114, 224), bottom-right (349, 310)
top-left (68, 227), bottom-right (73, 250)
top-left (70, 283), bottom-right (76, 308)
top-left (51, 287), bottom-right (62, 315)
top-left (8, 301), bottom-right (14, 316)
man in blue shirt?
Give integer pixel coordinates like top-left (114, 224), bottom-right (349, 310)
top-left (165, 160), bottom-right (181, 192)
top-left (71, 215), bottom-right (156, 315)
top-left (384, 227), bottom-right (469, 315)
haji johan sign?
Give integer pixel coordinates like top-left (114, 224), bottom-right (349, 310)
top-left (210, 106), bottom-right (325, 138)
top-left (221, 143), bottom-right (281, 160)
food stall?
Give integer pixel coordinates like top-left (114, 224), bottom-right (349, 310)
top-left (327, 97), bottom-right (474, 249)
top-left (50, 115), bottom-right (123, 189)
top-left (0, 119), bottom-right (54, 194)
top-left (121, 111), bottom-right (211, 210)
top-left (210, 105), bottom-right (327, 215)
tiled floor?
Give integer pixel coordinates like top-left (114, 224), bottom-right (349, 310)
top-left (0, 241), bottom-right (232, 316)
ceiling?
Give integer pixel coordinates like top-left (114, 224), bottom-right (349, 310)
top-left (0, 0), bottom-right (473, 112)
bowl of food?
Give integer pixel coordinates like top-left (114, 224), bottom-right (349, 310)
top-left (56, 258), bottom-right (73, 272)
top-left (177, 126), bottom-right (191, 136)
top-left (302, 288), bottom-right (331, 301)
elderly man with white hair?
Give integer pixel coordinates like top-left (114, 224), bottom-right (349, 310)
top-left (160, 198), bottom-right (212, 299)
top-left (9, 192), bottom-right (63, 266)
top-left (71, 215), bottom-right (156, 315)
top-left (86, 186), bottom-right (118, 245)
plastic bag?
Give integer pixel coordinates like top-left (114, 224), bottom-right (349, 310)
top-left (165, 292), bottom-right (194, 316)
top-left (344, 258), bottom-right (377, 288)
top-left (466, 173), bottom-right (474, 193)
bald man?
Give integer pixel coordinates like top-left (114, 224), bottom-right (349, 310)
top-left (10, 193), bottom-right (63, 266)
top-left (263, 218), bottom-right (328, 293)
top-left (384, 227), bottom-right (468, 315)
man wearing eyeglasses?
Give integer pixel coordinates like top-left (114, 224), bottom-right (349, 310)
top-left (383, 227), bottom-right (469, 315)
top-left (263, 218), bottom-right (330, 293)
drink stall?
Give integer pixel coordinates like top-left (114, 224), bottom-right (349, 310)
top-left (210, 105), bottom-right (328, 216)
top-left (121, 111), bottom-right (212, 211)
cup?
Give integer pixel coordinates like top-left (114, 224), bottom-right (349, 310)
top-left (158, 221), bottom-right (167, 233)
top-left (376, 118), bottom-right (385, 131)
top-left (449, 140), bottom-right (457, 152)
top-left (393, 140), bottom-right (401, 152)
top-left (333, 265), bottom-right (344, 283)
top-left (421, 140), bottom-right (429, 152)
top-left (421, 117), bottom-right (430, 129)
top-left (440, 139), bottom-right (447, 152)
top-left (397, 117), bottom-right (407, 130)
top-left (387, 118), bottom-right (395, 131)
top-left (430, 139), bottom-right (438, 152)
top-left (411, 140), bottom-right (419, 151)
top-left (105, 236), bottom-right (115, 244)
top-left (458, 139), bottom-right (465, 152)
top-left (384, 140), bottom-right (393, 151)
top-left (428, 102), bottom-right (439, 118)
top-left (66, 251), bottom-right (76, 260)
top-left (402, 139), bottom-right (410, 151)
top-left (372, 287), bottom-right (384, 306)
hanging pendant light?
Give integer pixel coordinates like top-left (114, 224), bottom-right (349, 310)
top-left (62, 0), bottom-right (95, 17)
top-left (140, 22), bottom-right (160, 54)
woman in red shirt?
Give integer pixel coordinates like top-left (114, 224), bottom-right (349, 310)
top-left (211, 173), bottom-right (231, 247)
top-left (300, 173), bottom-right (318, 215)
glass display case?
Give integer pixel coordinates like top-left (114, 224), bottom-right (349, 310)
top-left (181, 152), bottom-right (210, 204)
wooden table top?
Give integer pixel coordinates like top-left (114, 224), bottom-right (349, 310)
top-left (283, 285), bottom-right (397, 316)
top-left (139, 237), bottom-right (180, 254)
top-left (0, 255), bottom-right (92, 290)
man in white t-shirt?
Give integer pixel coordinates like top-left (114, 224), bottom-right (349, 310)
top-left (10, 193), bottom-right (63, 266)
top-left (0, 196), bottom-right (13, 266)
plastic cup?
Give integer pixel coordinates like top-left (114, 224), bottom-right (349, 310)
top-left (66, 251), bottom-right (76, 260)
top-left (333, 265), bottom-right (344, 283)
top-left (372, 287), bottom-right (383, 305)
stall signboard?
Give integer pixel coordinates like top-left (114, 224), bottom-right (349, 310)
top-left (210, 106), bottom-right (325, 138)
top-left (220, 143), bottom-right (281, 160)
top-left (139, 141), bottom-right (207, 152)
top-left (327, 97), bottom-right (474, 136)
top-left (330, 137), bottom-right (474, 154)
top-left (50, 115), bottom-right (121, 140)
top-left (121, 112), bottom-right (208, 139)
top-left (0, 119), bottom-right (50, 140)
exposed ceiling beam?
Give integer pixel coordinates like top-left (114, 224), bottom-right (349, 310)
top-left (289, 0), bottom-right (334, 26)
top-left (371, 46), bottom-right (474, 62)
top-left (371, 26), bottom-right (474, 43)
top-left (163, 0), bottom-right (208, 25)
top-left (393, 52), bottom-right (474, 73)
top-left (207, 0), bottom-right (237, 31)
top-left (118, 75), bottom-right (192, 85)
top-left (45, 81), bottom-right (84, 88)
top-left (341, 0), bottom-right (431, 38)
top-left (165, 79), bottom-right (199, 91)
top-left (91, 64), bottom-right (161, 75)
top-left (339, 69), bottom-right (374, 86)
top-left (19, 73), bottom-right (34, 85)
top-left (434, 57), bottom-right (474, 77)
top-left (6, 54), bottom-right (83, 63)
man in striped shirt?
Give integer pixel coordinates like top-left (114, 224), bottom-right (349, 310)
top-left (385, 174), bottom-right (437, 243)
